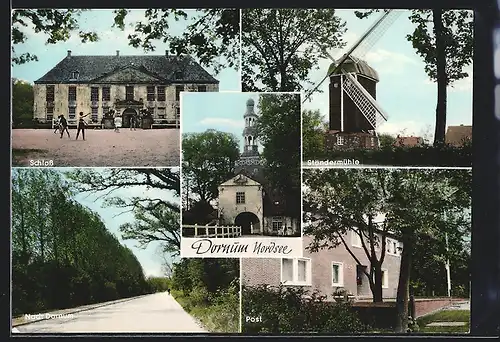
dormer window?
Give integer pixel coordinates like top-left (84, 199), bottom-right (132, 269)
top-left (175, 71), bottom-right (183, 79)
top-left (71, 71), bottom-right (79, 80)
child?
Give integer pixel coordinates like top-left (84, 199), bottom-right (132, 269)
top-left (114, 114), bottom-right (122, 132)
top-left (59, 115), bottom-right (70, 139)
top-left (53, 116), bottom-right (61, 134)
top-left (76, 112), bottom-right (90, 140)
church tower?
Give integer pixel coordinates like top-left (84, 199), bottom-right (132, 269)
top-left (234, 98), bottom-right (264, 179)
top-left (242, 98), bottom-right (259, 157)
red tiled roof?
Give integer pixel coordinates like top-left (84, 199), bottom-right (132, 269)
top-left (393, 136), bottom-right (423, 147)
top-left (445, 125), bottom-right (472, 146)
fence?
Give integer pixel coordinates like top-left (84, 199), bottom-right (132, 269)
top-left (182, 224), bottom-right (242, 238)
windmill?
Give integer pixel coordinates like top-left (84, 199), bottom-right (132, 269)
top-left (305, 10), bottom-right (402, 148)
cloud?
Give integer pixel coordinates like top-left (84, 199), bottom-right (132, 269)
top-left (421, 65), bottom-right (473, 93)
top-left (364, 48), bottom-right (419, 74)
top-left (198, 117), bottom-right (244, 129)
top-left (378, 120), bottom-right (432, 138)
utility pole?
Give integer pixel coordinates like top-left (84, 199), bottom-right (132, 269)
top-left (444, 210), bottom-right (452, 297)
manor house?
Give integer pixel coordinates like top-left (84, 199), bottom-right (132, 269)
top-left (33, 50), bottom-right (219, 128)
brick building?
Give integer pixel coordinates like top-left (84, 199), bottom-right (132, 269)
top-left (242, 225), bottom-right (402, 300)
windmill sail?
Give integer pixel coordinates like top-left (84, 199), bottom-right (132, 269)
top-left (342, 71), bottom-right (388, 130)
top-left (303, 9), bottom-right (402, 103)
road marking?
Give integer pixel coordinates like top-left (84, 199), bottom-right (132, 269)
top-left (12, 328), bottom-right (20, 333)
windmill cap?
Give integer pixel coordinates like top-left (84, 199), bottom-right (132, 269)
top-left (328, 55), bottom-right (379, 82)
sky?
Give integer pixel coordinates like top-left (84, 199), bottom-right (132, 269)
top-left (301, 9), bottom-right (473, 141)
top-left (11, 9), bottom-right (240, 92)
top-left (63, 167), bottom-right (180, 278)
top-left (181, 92), bottom-right (262, 152)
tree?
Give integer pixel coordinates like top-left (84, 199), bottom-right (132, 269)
top-left (257, 93), bottom-right (302, 216)
top-left (11, 168), bottom-right (151, 314)
top-left (303, 168), bottom-right (471, 331)
top-left (11, 10), bottom-right (99, 65)
top-left (378, 133), bottom-right (396, 148)
top-left (302, 109), bottom-right (327, 159)
top-left (12, 9), bottom-right (239, 73)
top-left (355, 10), bottom-right (473, 145)
top-left (182, 130), bottom-right (240, 203)
top-left (12, 78), bottom-right (34, 126)
top-left (241, 9), bottom-right (347, 92)
top-left (65, 168), bottom-right (181, 255)
top-left (114, 9), bottom-right (240, 73)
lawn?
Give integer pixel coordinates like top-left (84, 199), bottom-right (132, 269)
top-left (417, 310), bottom-right (470, 333)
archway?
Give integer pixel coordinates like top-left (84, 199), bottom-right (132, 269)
top-left (234, 212), bottom-right (260, 236)
top-left (122, 108), bottom-right (137, 128)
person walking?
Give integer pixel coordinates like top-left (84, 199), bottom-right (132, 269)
top-left (114, 114), bottom-right (122, 132)
top-left (59, 115), bottom-right (70, 139)
top-left (53, 116), bottom-right (61, 134)
top-left (76, 112), bottom-right (90, 140)
top-left (130, 113), bottom-right (137, 131)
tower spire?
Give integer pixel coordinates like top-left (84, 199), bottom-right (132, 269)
top-left (242, 98), bottom-right (259, 156)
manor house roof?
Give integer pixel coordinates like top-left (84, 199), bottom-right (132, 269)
top-left (34, 51), bottom-right (218, 84)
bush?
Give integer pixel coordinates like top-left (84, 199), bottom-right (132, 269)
top-left (242, 284), bottom-right (368, 333)
top-left (305, 142), bottom-right (471, 167)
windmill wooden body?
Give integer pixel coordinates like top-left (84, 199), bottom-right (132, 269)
top-left (305, 10), bottom-right (401, 150)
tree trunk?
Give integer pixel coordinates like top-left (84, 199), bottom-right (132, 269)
top-left (395, 231), bottom-right (414, 333)
top-left (373, 265), bottom-right (384, 303)
top-left (433, 9), bottom-right (448, 146)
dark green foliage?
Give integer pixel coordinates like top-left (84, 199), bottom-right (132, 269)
top-left (304, 141), bottom-right (471, 167)
top-left (11, 9), bottom-right (98, 65)
top-left (11, 78), bottom-right (34, 128)
top-left (169, 258), bottom-right (240, 332)
top-left (11, 169), bottom-right (150, 315)
top-left (182, 130), bottom-right (240, 203)
top-left (147, 277), bottom-right (171, 293)
top-left (242, 284), bottom-right (368, 333)
top-left (257, 93), bottom-right (301, 216)
top-left (241, 9), bottom-right (346, 92)
top-left (114, 9), bottom-right (239, 73)
top-left (301, 110), bottom-right (327, 162)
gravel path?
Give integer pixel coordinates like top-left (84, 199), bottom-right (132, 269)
top-left (12, 129), bottom-right (180, 167)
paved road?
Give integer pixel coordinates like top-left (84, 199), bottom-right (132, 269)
top-left (444, 300), bottom-right (470, 311)
top-left (13, 292), bottom-right (207, 333)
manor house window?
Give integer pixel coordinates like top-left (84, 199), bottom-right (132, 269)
top-left (147, 86), bottom-right (155, 101)
top-left (125, 86), bottom-right (134, 100)
top-left (68, 107), bottom-right (76, 120)
top-left (68, 86), bottom-right (77, 102)
top-left (102, 87), bottom-right (110, 101)
top-left (236, 192), bottom-right (245, 204)
top-left (91, 107), bottom-right (98, 122)
top-left (157, 86), bottom-right (166, 101)
top-left (175, 85), bottom-right (184, 101)
top-left (46, 85), bottom-right (55, 102)
top-left (197, 85), bottom-right (207, 92)
top-left (91, 87), bottom-right (99, 102)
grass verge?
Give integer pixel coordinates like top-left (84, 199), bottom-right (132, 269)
top-left (417, 310), bottom-right (470, 333)
top-left (12, 148), bottom-right (48, 165)
top-left (171, 288), bottom-right (239, 333)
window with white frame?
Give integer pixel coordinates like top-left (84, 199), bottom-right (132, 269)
top-left (336, 135), bottom-right (344, 145)
top-left (332, 262), bottom-right (344, 286)
top-left (236, 191), bottom-right (245, 204)
top-left (351, 229), bottom-right (362, 248)
top-left (381, 269), bottom-right (389, 288)
top-left (281, 258), bottom-right (311, 285)
top-left (272, 217), bottom-right (283, 233)
top-left (386, 238), bottom-right (400, 256)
